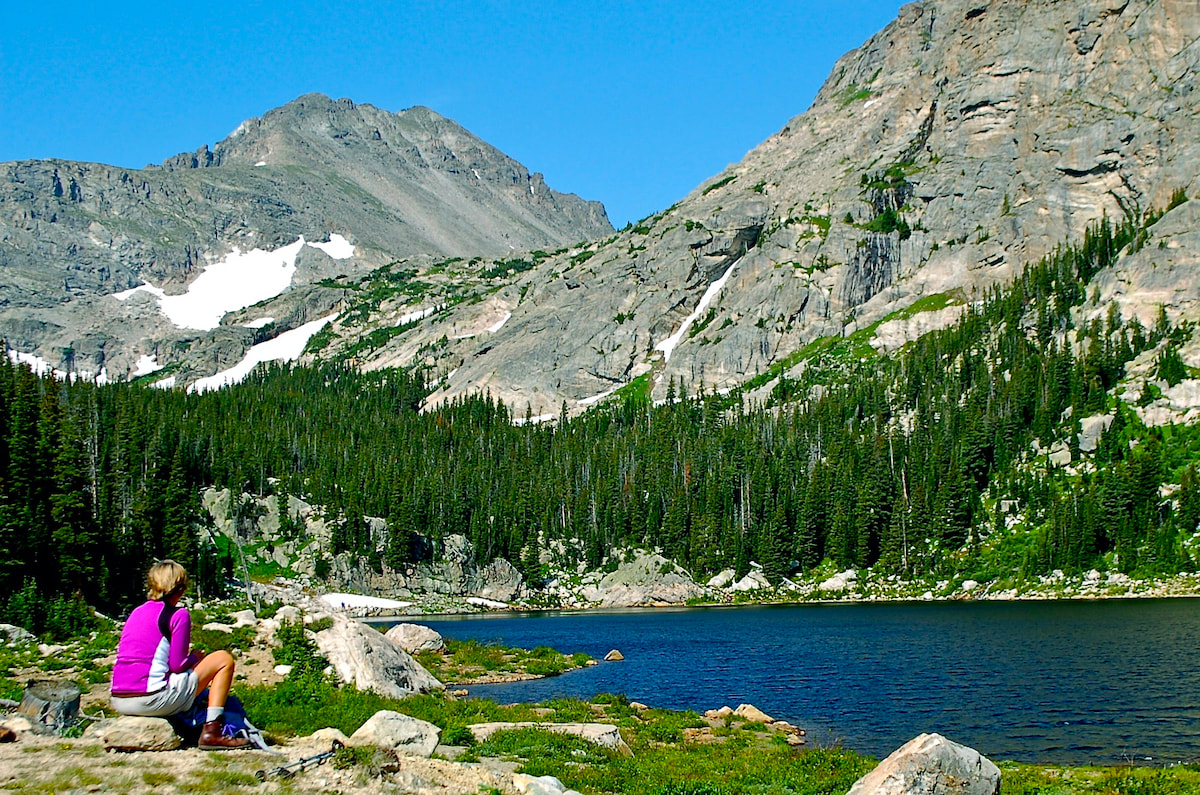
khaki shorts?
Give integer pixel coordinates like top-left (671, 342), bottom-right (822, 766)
top-left (111, 670), bottom-right (198, 717)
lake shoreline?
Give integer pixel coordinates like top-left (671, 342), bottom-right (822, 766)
top-left (411, 598), bottom-right (1200, 767)
top-left (351, 570), bottom-right (1200, 620)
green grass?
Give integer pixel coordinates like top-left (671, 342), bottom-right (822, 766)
top-left (141, 771), bottom-right (177, 786)
top-left (612, 372), bottom-right (654, 404)
top-left (414, 639), bottom-right (592, 684)
top-left (460, 728), bottom-right (615, 771)
top-left (838, 83), bottom-right (874, 107)
top-left (188, 767), bottom-right (261, 791)
top-left (1001, 762), bottom-right (1200, 794)
top-left (880, 291), bottom-right (965, 322)
top-left (2, 766), bottom-right (104, 793)
top-left (702, 175), bottom-right (737, 195)
top-left (537, 736), bottom-right (873, 795)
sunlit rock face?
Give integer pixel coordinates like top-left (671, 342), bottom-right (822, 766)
top-left (415, 0), bottom-right (1200, 414)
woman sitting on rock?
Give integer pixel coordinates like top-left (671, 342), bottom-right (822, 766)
top-left (110, 560), bottom-right (250, 750)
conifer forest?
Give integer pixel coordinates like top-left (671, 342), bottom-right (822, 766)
top-left (2, 206), bottom-right (1199, 633)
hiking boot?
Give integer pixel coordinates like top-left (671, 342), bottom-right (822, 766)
top-left (198, 719), bottom-right (252, 750)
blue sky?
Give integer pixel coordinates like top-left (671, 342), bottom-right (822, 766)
top-left (1, 1), bottom-right (904, 227)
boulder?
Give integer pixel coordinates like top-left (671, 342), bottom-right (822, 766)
top-left (846, 733), bottom-right (1000, 795)
top-left (385, 624), bottom-right (445, 654)
top-left (734, 704), bottom-right (774, 724)
top-left (3, 716), bottom-right (32, 733)
top-left (201, 622), bottom-right (233, 633)
top-left (819, 569), bottom-right (858, 593)
top-left (513, 773), bottom-right (581, 795)
top-left (315, 614), bottom-right (443, 699)
top-left (707, 569), bottom-right (736, 589)
top-left (604, 649), bottom-right (624, 662)
top-left (704, 706), bottom-right (734, 719)
top-left (94, 717), bottom-right (181, 752)
top-left (348, 710), bottom-right (440, 758)
top-left (229, 609), bottom-right (258, 628)
top-left (305, 727), bottom-right (351, 746)
top-left (731, 570), bottom-right (772, 592)
top-left (0, 624), bottom-right (37, 646)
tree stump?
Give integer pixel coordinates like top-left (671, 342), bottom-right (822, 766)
top-left (17, 680), bottom-right (81, 734)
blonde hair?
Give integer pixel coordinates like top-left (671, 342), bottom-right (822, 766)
top-left (146, 560), bottom-right (188, 601)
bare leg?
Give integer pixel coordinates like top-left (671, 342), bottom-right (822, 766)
top-left (192, 650), bottom-right (236, 708)
top-left (192, 650), bottom-right (250, 749)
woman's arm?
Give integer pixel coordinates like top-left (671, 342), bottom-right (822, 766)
top-left (167, 607), bottom-right (199, 672)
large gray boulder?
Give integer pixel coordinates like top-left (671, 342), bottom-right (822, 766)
top-left (846, 733), bottom-right (1000, 795)
top-left (93, 717), bottom-right (181, 752)
top-left (315, 615), bottom-right (443, 699)
top-left (385, 623), bottom-right (445, 654)
top-left (348, 710), bottom-right (440, 758)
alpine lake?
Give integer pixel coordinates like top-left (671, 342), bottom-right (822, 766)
top-left (385, 599), bottom-right (1200, 766)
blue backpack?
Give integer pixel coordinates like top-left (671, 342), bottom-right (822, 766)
top-left (167, 690), bottom-right (270, 750)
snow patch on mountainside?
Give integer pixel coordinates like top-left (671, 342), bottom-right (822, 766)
top-left (132, 355), bottom-right (163, 377)
top-left (112, 235), bottom-right (354, 331)
top-left (578, 385), bottom-right (622, 407)
top-left (8, 350), bottom-right (108, 384)
top-left (307, 233), bottom-right (354, 260)
top-left (189, 314), bottom-right (336, 393)
top-left (487, 312), bottom-right (512, 333)
top-left (654, 258), bottom-right (741, 363)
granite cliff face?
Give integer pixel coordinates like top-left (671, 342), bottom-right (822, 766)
top-left (0, 94), bottom-right (611, 381)
top-left (349, 0), bottom-right (1198, 415)
top-left (5, 0), bottom-right (1198, 402)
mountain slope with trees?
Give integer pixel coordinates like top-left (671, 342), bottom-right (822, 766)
top-left (4, 199), bottom-right (1199, 633)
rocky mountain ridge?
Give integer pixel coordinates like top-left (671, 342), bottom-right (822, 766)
top-left (304, 0), bottom-right (1200, 416)
top-left (0, 94), bottom-right (611, 383)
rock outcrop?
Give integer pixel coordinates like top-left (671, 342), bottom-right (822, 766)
top-left (578, 551), bottom-right (704, 607)
top-left (314, 615), bottom-right (443, 699)
top-left (847, 733), bottom-right (1001, 795)
top-left (0, 624), bottom-right (37, 646)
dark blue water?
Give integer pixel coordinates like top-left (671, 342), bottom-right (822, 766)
top-left (403, 600), bottom-right (1200, 765)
